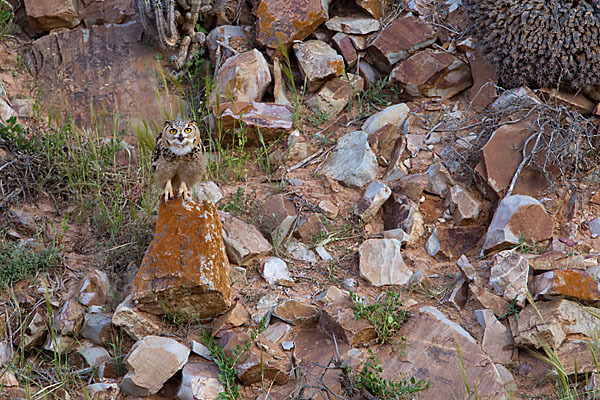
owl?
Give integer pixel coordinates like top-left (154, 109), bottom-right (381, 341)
top-left (152, 119), bottom-right (206, 203)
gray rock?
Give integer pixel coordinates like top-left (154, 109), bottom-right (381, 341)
top-left (190, 340), bottom-right (213, 361)
top-left (230, 266), bottom-right (247, 286)
top-left (73, 341), bottom-right (111, 368)
top-left (589, 217), bottom-right (600, 238)
top-left (456, 255), bottom-right (475, 281)
top-left (252, 293), bottom-right (279, 324)
top-left (354, 180), bottom-right (392, 222)
top-left (206, 25), bottom-right (250, 63)
top-left (426, 227), bottom-right (440, 257)
top-left (262, 194), bottom-right (297, 245)
top-left (427, 162), bottom-right (455, 198)
top-left (447, 185), bottom-right (482, 225)
top-left (320, 131), bottom-right (378, 188)
top-left (382, 228), bottom-right (410, 245)
top-left (193, 181), bottom-right (223, 204)
top-left (359, 239), bottom-right (413, 286)
top-left (80, 305), bottom-right (113, 345)
top-left (259, 322), bottom-right (292, 344)
top-left (286, 241), bottom-right (318, 263)
top-left (121, 336), bottom-right (190, 396)
top-left (85, 383), bottom-right (120, 400)
top-left (315, 245), bottom-right (333, 261)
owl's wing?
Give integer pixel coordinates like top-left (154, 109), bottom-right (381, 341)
top-left (151, 131), bottom-right (163, 173)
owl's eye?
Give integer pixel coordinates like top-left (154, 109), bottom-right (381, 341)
top-left (169, 128), bottom-right (177, 134)
top-left (184, 127), bottom-right (192, 133)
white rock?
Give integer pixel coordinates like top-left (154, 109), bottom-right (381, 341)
top-left (260, 257), bottom-right (291, 285)
top-left (359, 239), bottom-right (413, 286)
top-left (361, 103), bottom-right (410, 135)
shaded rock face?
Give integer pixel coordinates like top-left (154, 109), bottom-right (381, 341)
top-left (133, 198), bottom-right (231, 319)
top-left (27, 22), bottom-right (175, 130)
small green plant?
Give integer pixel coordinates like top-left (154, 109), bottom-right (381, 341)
top-left (350, 290), bottom-right (408, 344)
top-left (0, 0), bottom-right (13, 39)
top-left (201, 321), bottom-right (266, 400)
top-left (498, 296), bottom-right (522, 321)
top-left (0, 237), bottom-right (62, 290)
top-left (513, 234), bottom-right (543, 254)
top-left (344, 349), bottom-right (429, 399)
top-left (107, 333), bottom-right (126, 376)
top-left (309, 109), bottom-right (329, 127)
top-left (278, 40), bottom-right (305, 127)
top-left (218, 188), bottom-right (263, 224)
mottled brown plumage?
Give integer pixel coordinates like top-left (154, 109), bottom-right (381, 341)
top-left (152, 119), bottom-right (206, 202)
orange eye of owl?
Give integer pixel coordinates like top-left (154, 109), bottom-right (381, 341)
top-left (184, 127), bottom-right (192, 133)
top-left (169, 128), bottom-right (177, 134)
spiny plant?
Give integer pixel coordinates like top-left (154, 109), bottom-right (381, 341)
top-left (350, 290), bottom-right (408, 344)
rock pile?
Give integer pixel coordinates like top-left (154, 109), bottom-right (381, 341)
top-left (5, 0), bottom-right (600, 398)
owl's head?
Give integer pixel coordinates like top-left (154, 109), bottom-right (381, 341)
top-left (162, 119), bottom-right (198, 153)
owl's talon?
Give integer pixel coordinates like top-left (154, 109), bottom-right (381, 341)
top-left (178, 182), bottom-right (192, 201)
top-left (164, 180), bottom-right (174, 203)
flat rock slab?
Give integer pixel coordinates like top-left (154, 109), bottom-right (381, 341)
top-left (120, 336), bottom-right (189, 396)
top-left (273, 299), bottom-right (319, 327)
top-left (176, 356), bottom-right (224, 400)
top-left (390, 49), bottom-right (472, 99)
top-left (132, 198), bottom-right (231, 319)
top-left (368, 13), bottom-right (437, 73)
top-left (475, 117), bottom-right (546, 197)
top-left (377, 306), bottom-right (511, 399)
top-left (325, 16), bottom-right (381, 34)
top-left (218, 102), bottom-right (293, 143)
top-left (319, 297), bottom-right (376, 347)
top-left (219, 211), bottom-right (272, 265)
top-left (28, 22), bottom-right (175, 130)
top-left (24, 0), bottom-right (80, 32)
top-left (320, 130), bottom-right (378, 188)
top-left (254, 0), bottom-right (328, 51)
top-left (361, 103), bottom-right (410, 135)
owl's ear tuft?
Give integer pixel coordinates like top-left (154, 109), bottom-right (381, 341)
top-left (190, 120), bottom-right (197, 126)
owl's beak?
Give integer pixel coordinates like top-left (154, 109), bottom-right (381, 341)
top-left (177, 134), bottom-right (184, 142)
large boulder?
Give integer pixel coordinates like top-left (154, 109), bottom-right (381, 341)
top-left (132, 198), bottom-right (231, 319)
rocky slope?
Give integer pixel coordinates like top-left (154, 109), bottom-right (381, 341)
top-left (2, 0), bottom-right (600, 399)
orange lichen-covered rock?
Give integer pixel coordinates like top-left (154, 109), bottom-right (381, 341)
top-left (254, 0), bottom-right (328, 52)
top-left (531, 269), bottom-right (600, 302)
top-left (132, 198), bottom-right (231, 319)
